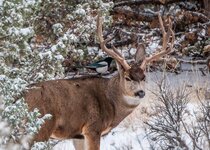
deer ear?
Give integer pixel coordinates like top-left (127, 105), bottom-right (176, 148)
top-left (135, 44), bottom-right (146, 64)
top-left (116, 62), bottom-right (125, 76)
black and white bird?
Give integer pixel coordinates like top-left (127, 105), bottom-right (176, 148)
top-left (86, 57), bottom-right (114, 74)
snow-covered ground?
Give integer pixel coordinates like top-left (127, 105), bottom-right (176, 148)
top-left (53, 64), bottom-right (210, 150)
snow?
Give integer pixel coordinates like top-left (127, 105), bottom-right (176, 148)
top-left (53, 126), bottom-right (149, 150)
top-left (52, 23), bottom-right (63, 30)
top-left (0, 0), bottom-right (3, 6)
top-left (68, 34), bottom-right (79, 43)
top-left (38, 51), bottom-right (52, 60)
top-left (51, 45), bottom-right (57, 52)
top-left (8, 27), bottom-right (34, 38)
top-left (130, 48), bottom-right (136, 55)
top-left (0, 75), bottom-right (7, 81)
top-left (34, 73), bottom-right (44, 80)
top-left (52, 23), bottom-right (63, 35)
top-left (53, 140), bottom-right (75, 150)
top-left (55, 55), bottom-right (64, 61)
top-left (61, 34), bottom-right (68, 42)
top-left (20, 27), bottom-right (34, 37)
top-left (74, 8), bottom-right (86, 16)
top-left (87, 46), bottom-right (99, 55)
top-left (199, 29), bottom-right (206, 37)
top-left (101, 127), bottom-right (149, 150)
top-left (8, 27), bottom-right (19, 36)
top-left (76, 49), bottom-right (84, 56)
top-left (57, 41), bottom-right (66, 49)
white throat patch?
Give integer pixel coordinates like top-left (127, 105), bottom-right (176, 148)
top-left (123, 95), bottom-right (142, 106)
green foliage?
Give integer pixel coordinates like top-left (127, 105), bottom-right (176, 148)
top-left (0, 0), bottom-right (113, 149)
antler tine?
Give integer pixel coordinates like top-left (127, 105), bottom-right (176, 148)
top-left (169, 19), bottom-right (175, 50)
top-left (97, 13), bottom-right (131, 71)
top-left (112, 44), bottom-right (123, 57)
top-left (140, 13), bottom-right (175, 70)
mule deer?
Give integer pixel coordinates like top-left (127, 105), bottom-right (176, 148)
top-left (24, 13), bottom-right (174, 150)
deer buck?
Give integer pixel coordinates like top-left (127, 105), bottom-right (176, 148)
top-left (24, 13), bottom-right (174, 150)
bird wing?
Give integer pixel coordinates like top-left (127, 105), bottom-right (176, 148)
top-left (86, 62), bottom-right (107, 69)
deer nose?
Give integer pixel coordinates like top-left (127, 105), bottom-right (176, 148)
top-left (135, 90), bottom-right (145, 98)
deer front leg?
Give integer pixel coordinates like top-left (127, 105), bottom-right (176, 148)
top-left (84, 131), bottom-right (101, 150)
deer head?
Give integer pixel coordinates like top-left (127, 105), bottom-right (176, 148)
top-left (97, 12), bottom-right (175, 99)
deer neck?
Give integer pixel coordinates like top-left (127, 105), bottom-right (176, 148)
top-left (106, 74), bottom-right (140, 127)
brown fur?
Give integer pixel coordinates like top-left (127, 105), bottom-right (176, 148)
top-left (24, 72), bottom-right (145, 150)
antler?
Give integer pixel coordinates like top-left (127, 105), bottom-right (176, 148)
top-left (97, 13), bottom-right (131, 71)
top-left (140, 13), bottom-right (175, 70)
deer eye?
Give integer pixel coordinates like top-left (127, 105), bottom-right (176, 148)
top-left (141, 74), bottom-right (146, 81)
top-left (125, 77), bottom-right (132, 81)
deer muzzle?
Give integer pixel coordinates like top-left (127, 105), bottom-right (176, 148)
top-left (134, 90), bottom-right (145, 98)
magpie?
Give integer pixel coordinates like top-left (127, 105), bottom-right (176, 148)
top-left (86, 57), bottom-right (114, 74)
